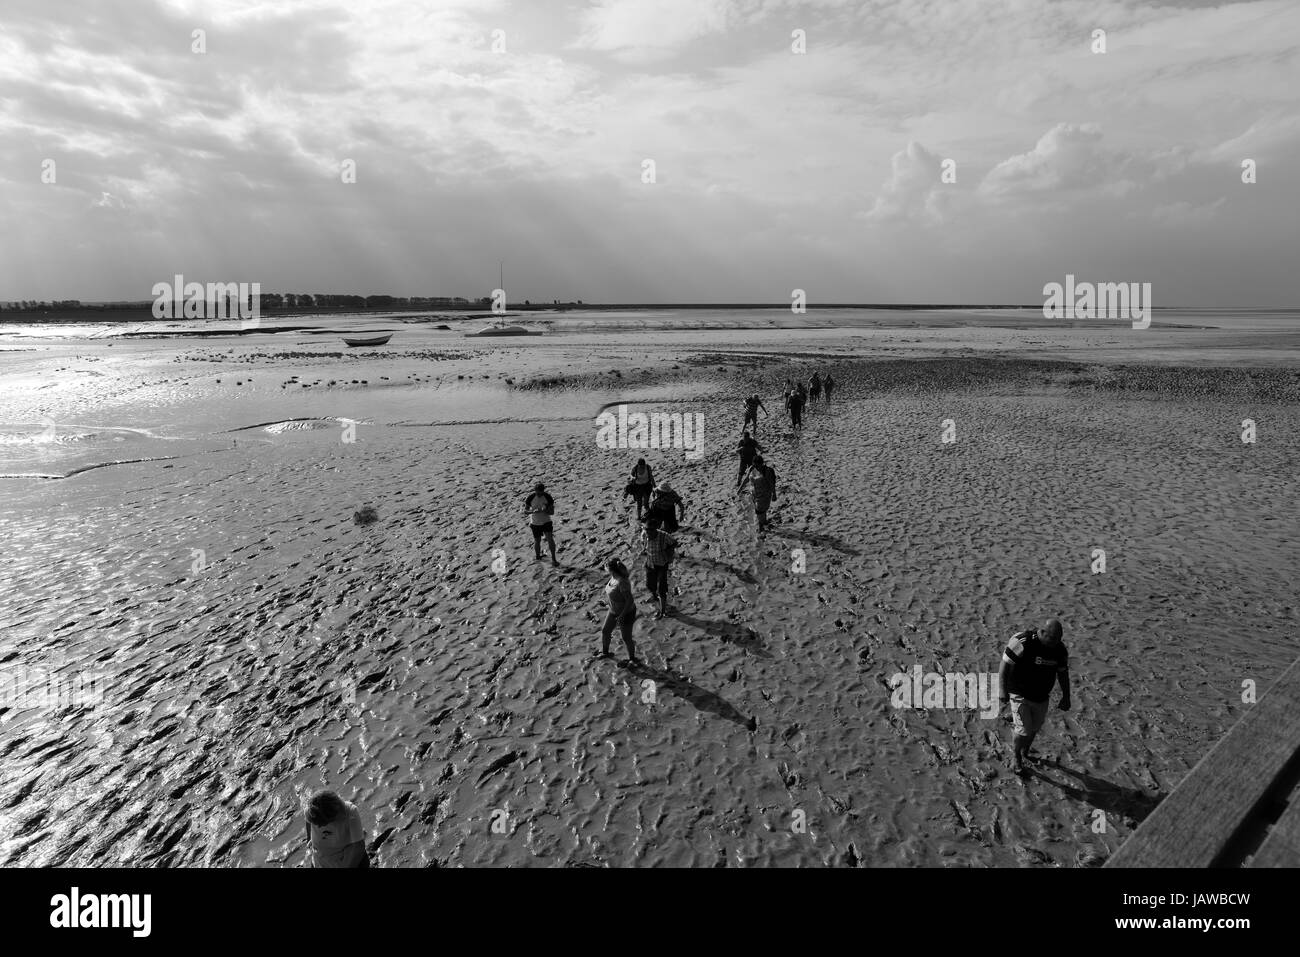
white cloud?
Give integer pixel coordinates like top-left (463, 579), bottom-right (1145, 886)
top-left (980, 123), bottom-right (1126, 196)
top-left (863, 141), bottom-right (950, 223)
top-left (575, 0), bottom-right (733, 61)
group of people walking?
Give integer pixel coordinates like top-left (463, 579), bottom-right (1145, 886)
top-left (735, 370), bottom-right (830, 530)
top-left (295, 362), bottom-right (1066, 872)
top-left (521, 370), bottom-right (836, 668)
top-left (740, 372), bottom-right (833, 435)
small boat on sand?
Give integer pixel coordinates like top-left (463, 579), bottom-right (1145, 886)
top-left (466, 324), bottom-right (540, 337)
top-left (342, 333), bottom-right (392, 347)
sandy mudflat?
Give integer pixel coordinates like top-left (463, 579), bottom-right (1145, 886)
top-left (0, 316), bottom-right (1297, 866)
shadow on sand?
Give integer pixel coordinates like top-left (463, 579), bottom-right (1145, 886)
top-left (1031, 759), bottom-right (1163, 824)
top-left (671, 610), bottom-right (771, 658)
top-left (625, 660), bottom-right (757, 731)
top-left (679, 553), bottom-right (758, 585)
top-left (770, 525), bottom-right (862, 556)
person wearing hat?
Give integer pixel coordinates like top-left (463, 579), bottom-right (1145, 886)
top-left (647, 480), bottom-right (684, 533)
top-left (524, 481), bottom-right (557, 566)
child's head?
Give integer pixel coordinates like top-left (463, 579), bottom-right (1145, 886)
top-left (605, 558), bottom-right (628, 579)
top-left (307, 790), bottom-right (346, 835)
top-left (645, 516), bottom-right (662, 532)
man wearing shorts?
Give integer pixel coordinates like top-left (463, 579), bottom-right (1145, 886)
top-left (524, 482), bottom-right (557, 566)
top-left (998, 618), bottom-right (1071, 776)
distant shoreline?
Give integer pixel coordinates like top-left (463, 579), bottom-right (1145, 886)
top-left (1, 302), bottom-right (1289, 325)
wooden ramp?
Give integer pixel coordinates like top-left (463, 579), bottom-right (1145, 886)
top-left (1106, 657), bottom-right (1300, 868)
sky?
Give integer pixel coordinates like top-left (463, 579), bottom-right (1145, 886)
top-left (0, 0), bottom-right (1297, 305)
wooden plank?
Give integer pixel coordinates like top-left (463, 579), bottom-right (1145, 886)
top-left (1246, 783), bottom-right (1300, 867)
top-left (1106, 657), bottom-right (1300, 868)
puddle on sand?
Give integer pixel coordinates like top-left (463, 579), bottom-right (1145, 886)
top-left (0, 423), bottom-right (200, 478)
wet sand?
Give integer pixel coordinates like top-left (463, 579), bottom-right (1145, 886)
top-left (0, 314), bottom-right (1297, 866)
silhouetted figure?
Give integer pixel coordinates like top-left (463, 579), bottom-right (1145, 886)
top-left (743, 394), bottom-right (768, 435)
top-left (735, 432), bottom-right (764, 488)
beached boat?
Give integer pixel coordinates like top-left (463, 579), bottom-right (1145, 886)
top-left (466, 324), bottom-right (540, 337)
top-left (341, 333), bottom-right (392, 347)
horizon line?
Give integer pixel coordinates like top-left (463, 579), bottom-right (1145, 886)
top-left (2, 300), bottom-right (1295, 311)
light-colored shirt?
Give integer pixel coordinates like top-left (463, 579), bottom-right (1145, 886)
top-left (604, 576), bottom-right (633, 617)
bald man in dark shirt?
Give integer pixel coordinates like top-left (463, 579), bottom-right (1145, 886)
top-left (998, 618), bottom-right (1071, 776)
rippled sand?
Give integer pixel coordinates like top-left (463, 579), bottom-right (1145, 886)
top-left (0, 320), bottom-right (1297, 866)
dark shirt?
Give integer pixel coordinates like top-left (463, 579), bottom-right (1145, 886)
top-left (1003, 630), bottom-right (1069, 702)
top-left (651, 490), bottom-right (682, 516)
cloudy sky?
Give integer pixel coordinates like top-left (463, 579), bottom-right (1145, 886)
top-left (1, 0), bottom-right (1296, 305)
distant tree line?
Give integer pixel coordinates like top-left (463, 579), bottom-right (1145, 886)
top-left (259, 294), bottom-right (479, 310)
top-left (0, 295), bottom-right (481, 314)
top-left (1, 300), bottom-right (88, 311)
top-left (0, 295), bottom-right (596, 317)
